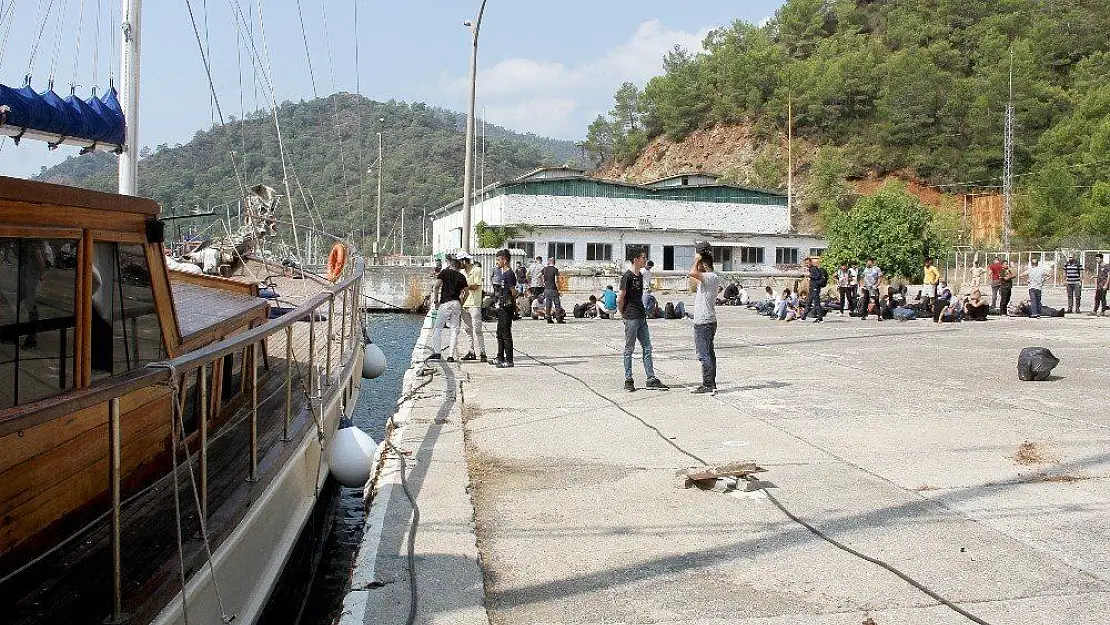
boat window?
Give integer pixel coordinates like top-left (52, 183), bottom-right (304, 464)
top-left (90, 243), bottom-right (166, 379)
top-left (0, 237), bottom-right (79, 409)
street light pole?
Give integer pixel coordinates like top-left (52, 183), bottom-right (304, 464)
top-left (376, 116), bottom-right (384, 257)
top-left (461, 0), bottom-right (488, 253)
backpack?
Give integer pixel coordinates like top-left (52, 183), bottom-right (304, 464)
top-left (813, 267), bottom-right (828, 289)
top-left (573, 303), bottom-right (585, 318)
top-left (664, 302), bottom-right (678, 319)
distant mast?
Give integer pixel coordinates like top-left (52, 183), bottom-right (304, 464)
top-left (787, 94), bottom-right (793, 232)
top-left (118, 0), bottom-right (142, 196)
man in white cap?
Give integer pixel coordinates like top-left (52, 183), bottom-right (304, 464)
top-left (456, 253), bottom-right (487, 362)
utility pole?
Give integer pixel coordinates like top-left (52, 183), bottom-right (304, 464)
top-left (1002, 49), bottom-right (1015, 253)
top-left (461, 0), bottom-right (488, 253)
top-left (376, 117), bottom-right (384, 257)
top-left (787, 94), bottom-right (794, 232)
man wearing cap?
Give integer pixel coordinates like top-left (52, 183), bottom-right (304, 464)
top-left (456, 253), bottom-right (487, 362)
top-left (1063, 253), bottom-right (1083, 314)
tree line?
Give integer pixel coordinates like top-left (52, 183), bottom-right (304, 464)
top-left (584, 0), bottom-right (1110, 248)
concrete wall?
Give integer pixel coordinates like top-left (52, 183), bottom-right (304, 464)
top-left (361, 266), bottom-right (435, 311)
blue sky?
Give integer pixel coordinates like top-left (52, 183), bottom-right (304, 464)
top-left (1, 0), bottom-right (786, 180)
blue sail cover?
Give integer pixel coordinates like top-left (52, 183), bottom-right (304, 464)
top-left (0, 78), bottom-right (126, 147)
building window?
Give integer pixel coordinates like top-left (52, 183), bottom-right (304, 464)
top-left (0, 237), bottom-right (79, 409)
top-left (662, 245), bottom-right (695, 271)
top-left (809, 248), bottom-right (827, 258)
top-left (586, 243), bottom-right (612, 262)
top-left (547, 242), bottom-right (574, 261)
top-left (775, 247), bottom-right (799, 265)
top-left (739, 247), bottom-right (765, 264)
top-left (448, 228), bottom-right (462, 250)
top-left (711, 246), bottom-right (734, 272)
top-left (508, 241), bottom-right (535, 259)
top-left (624, 244), bottom-right (651, 262)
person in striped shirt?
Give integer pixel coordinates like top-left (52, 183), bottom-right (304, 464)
top-left (1063, 254), bottom-right (1083, 314)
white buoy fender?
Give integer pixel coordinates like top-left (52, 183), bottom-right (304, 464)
top-left (363, 342), bottom-right (387, 379)
top-left (328, 426), bottom-right (378, 488)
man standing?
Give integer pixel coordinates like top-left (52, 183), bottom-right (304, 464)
top-left (689, 250), bottom-right (721, 395)
top-left (1092, 254), bottom-right (1109, 316)
top-left (923, 257), bottom-right (941, 319)
top-left (860, 258), bottom-right (883, 321)
top-left (492, 249), bottom-right (518, 368)
top-left (457, 253), bottom-right (487, 362)
top-left (1063, 254), bottom-right (1083, 314)
top-left (988, 256), bottom-right (1004, 310)
top-left (799, 257), bottom-right (828, 322)
top-left (529, 255), bottom-right (545, 298)
top-left (835, 263), bottom-right (852, 316)
top-left (1022, 257), bottom-right (1047, 318)
top-left (428, 257), bottom-right (468, 361)
top-left (541, 257), bottom-right (564, 324)
top-left (619, 247), bottom-right (667, 392)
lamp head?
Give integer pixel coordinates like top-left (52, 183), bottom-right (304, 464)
top-left (463, 20), bottom-right (473, 27)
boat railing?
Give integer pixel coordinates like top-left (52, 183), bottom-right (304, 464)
top-left (1, 254), bottom-right (366, 624)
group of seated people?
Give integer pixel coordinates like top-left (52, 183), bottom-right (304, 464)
top-left (748, 283), bottom-right (994, 323)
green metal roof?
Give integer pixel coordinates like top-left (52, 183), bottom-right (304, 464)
top-left (489, 177), bottom-right (786, 205)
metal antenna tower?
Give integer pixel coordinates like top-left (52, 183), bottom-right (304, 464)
top-left (1002, 48), bottom-right (1014, 252)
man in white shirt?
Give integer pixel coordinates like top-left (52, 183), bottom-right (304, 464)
top-left (689, 250), bottom-right (721, 395)
top-left (456, 253), bottom-right (487, 362)
top-left (640, 259), bottom-right (654, 307)
top-left (1021, 257), bottom-right (1048, 318)
top-left (528, 256), bottom-right (545, 298)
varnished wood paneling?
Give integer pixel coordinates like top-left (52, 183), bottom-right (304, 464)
top-left (0, 176), bottom-right (160, 215)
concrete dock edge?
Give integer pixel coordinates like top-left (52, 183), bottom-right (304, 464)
top-left (339, 310), bottom-right (489, 625)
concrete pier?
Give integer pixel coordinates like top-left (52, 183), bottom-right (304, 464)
top-left (343, 288), bottom-right (1110, 624)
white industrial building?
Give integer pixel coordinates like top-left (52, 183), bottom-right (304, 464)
top-left (430, 168), bottom-right (826, 274)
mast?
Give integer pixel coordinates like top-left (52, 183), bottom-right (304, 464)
top-left (118, 0), bottom-right (142, 196)
top-left (787, 94), bottom-right (793, 232)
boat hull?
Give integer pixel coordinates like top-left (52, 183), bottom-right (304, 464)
top-left (152, 344), bottom-right (362, 625)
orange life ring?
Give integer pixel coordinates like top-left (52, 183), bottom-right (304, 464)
top-left (326, 243), bottom-right (347, 282)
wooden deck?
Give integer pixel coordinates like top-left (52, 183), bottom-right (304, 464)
top-left (0, 287), bottom-right (358, 624)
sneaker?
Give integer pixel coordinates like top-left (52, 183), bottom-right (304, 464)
top-left (480, 353), bottom-right (488, 362)
top-left (427, 353), bottom-right (442, 361)
top-left (462, 352), bottom-right (477, 361)
top-left (556, 318), bottom-right (565, 324)
top-left (496, 361), bottom-right (514, 368)
top-left (813, 317), bottom-right (823, 323)
top-left (489, 358), bottom-right (502, 366)
top-left (691, 385), bottom-right (716, 395)
top-left (447, 356), bottom-right (455, 362)
top-left (624, 378), bottom-right (636, 392)
top-left (547, 319), bottom-right (555, 324)
top-left (645, 377), bottom-right (669, 390)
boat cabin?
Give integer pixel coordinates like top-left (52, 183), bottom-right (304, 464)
top-left (0, 177), bottom-right (267, 584)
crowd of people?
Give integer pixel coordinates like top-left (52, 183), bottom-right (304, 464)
top-left (422, 248), bottom-right (1110, 388)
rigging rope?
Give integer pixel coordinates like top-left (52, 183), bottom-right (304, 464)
top-left (352, 0), bottom-right (360, 95)
top-left (68, 0), bottom-right (86, 91)
top-left (26, 0), bottom-right (58, 76)
top-left (293, 0), bottom-right (316, 98)
top-left (181, 0), bottom-right (248, 197)
top-left (0, 0), bottom-right (19, 70)
top-left (46, 0), bottom-right (70, 85)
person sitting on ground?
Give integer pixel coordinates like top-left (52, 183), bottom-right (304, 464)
top-left (530, 294), bottom-right (545, 319)
top-left (783, 293), bottom-right (805, 321)
top-left (754, 286), bottom-right (776, 315)
top-left (574, 295), bottom-right (600, 319)
top-left (964, 289), bottom-right (989, 321)
top-left (933, 281), bottom-right (954, 323)
top-left (773, 288), bottom-right (795, 320)
top-left (644, 289), bottom-right (663, 319)
top-left (738, 285), bottom-right (750, 307)
top-left (718, 281), bottom-right (740, 305)
top-left (597, 285), bottom-right (618, 319)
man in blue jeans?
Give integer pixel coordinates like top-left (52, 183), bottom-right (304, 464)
top-left (799, 256), bottom-right (828, 322)
top-left (1021, 257), bottom-right (1047, 318)
top-left (689, 249), bottom-right (721, 394)
top-left (618, 247), bottom-right (668, 392)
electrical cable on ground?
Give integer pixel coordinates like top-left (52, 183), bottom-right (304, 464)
top-left (384, 439), bottom-right (420, 625)
top-left (512, 346), bottom-right (993, 625)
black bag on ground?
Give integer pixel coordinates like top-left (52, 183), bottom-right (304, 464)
top-left (573, 303), bottom-right (585, 318)
top-left (664, 302), bottom-right (678, 319)
top-left (1018, 347), bottom-right (1059, 381)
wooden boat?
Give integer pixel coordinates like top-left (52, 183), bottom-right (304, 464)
top-left (0, 175), bottom-right (366, 624)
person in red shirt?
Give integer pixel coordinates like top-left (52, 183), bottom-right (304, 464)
top-left (988, 256), bottom-right (1004, 311)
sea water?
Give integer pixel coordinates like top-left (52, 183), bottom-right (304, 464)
top-left (261, 313), bottom-right (422, 625)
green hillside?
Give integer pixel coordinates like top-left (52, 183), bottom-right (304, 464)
top-left (585, 0), bottom-right (1110, 247)
top-left (37, 93), bottom-right (583, 252)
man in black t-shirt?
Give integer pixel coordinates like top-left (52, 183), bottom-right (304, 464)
top-left (618, 247), bottom-right (668, 392)
top-left (428, 259), bottom-right (468, 361)
top-left (491, 249), bottom-right (518, 368)
top-left (541, 257), bottom-right (564, 324)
